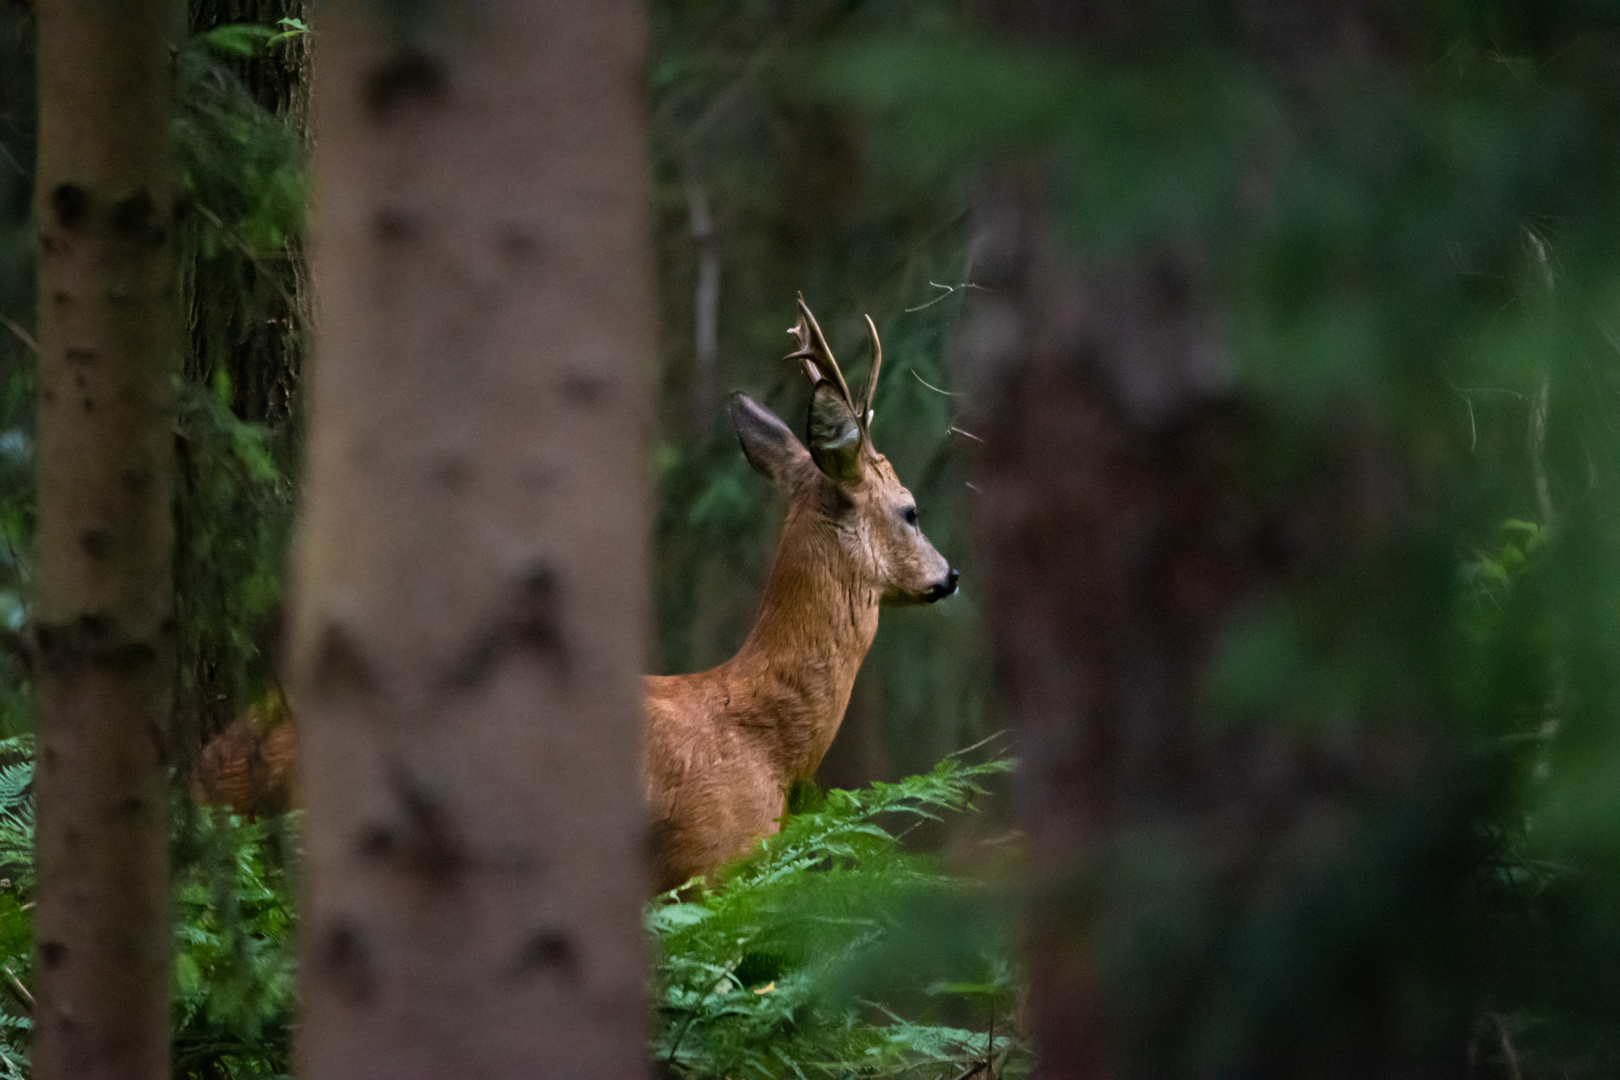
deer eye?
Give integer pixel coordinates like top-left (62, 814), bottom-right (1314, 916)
top-left (902, 506), bottom-right (918, 528)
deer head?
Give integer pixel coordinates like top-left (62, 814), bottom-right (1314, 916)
top-left (728, 299), bottom-right (958, 606)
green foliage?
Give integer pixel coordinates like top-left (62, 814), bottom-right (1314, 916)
top-left (0, 737), bottom-right (299, 1079)
top-left (0, 737), bottom-right (31, 896)
top-left (177, 27), bottom-right (306, 257)
top-left (0, 18), bottom-right (306, 749)
top-left (650, 752), bottom-right (1026, 1079)
top-left (0, 382), bottom-right (31, 737)
top-left (173, 368), bottom-right (297, 747)
top-left (0, 6), bottom-right (34, 743)
top-left (0, 737), bottom-right (31, 1080)
top-left (171, 806), bottom-right (297, 1080)
top-left (171, 21), bottom-right (306, 756)
top-left (201, 19), bottom-right (308, 60)
top-left (0, 738), bottom-right (1017, 1080)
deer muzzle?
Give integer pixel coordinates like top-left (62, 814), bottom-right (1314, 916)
top-left (923, 567), bottom-right (959, 604)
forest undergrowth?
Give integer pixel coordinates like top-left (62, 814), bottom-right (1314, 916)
top-left (0, 743), bottom-right (1025, 1080)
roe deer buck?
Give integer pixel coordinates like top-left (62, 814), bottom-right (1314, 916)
top-left (192, 300), bottom-right (957, 891)
top-left (643, 299), bottom-right (957, 890)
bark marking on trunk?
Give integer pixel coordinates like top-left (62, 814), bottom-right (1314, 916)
top-left (31, 2), bottom-right (178, 1077)
top-left (292, 2), bottom-right (653, 1076)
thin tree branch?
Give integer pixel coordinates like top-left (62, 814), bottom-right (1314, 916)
top-left (684, 161), bottom-right (720, 421)
top-left (0, 140), bottom-right (24, 179)
top-left (1, 964), bottom-right (30, 1015)
top-left (0, 315), bottom-right (36, 356)
top-left (912, 369), bottom-right (964, 397)
top-left (1493, 1012), bottom-right (1524, 1080)
top-left (904, 281), bottom-right (988, 313)
top-left (947, 731), bottom-right (1009, 759)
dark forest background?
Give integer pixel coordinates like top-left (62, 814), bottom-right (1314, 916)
top-left (7, 1), bottom-right (1620, 1078)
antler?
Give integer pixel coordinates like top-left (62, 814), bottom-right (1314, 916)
top-left (785, 297), bottom-right (854, 409)
top-left (785, 297), bottom-right (884, 433)
top-left (859, 314), bottom-right (882, 429)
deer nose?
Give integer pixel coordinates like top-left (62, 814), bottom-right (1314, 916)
top-left (925, 567), bottom-right (959, 603)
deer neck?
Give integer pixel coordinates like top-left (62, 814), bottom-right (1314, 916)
top-left (725, 508), bottom-right (880, 782)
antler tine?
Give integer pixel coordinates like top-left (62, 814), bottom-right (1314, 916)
top-left (782, 309), bottom-right (823, 385)
top-left (792, 297), bottom-right (856, 411)
top-left (785, 321), bottom-right (824, 385)
top-left (859, 314), bottom-right (882, 428)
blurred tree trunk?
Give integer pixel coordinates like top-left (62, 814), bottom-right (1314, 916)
top-left (960, 183), bottom-right (1264, 1078)
top-left (29, 1), bottom-right (178, 1076)
top-left (960, 4), bottom-right (1418, 1078)
top-left (173, 0), bottom-right (310, 767)
top-left (291, 1), bottom-right (652, 1076)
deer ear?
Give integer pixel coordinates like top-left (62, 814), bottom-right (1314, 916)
top-left (807, 382), bottom-right (864, 484)
top-left (730, 392), bottom-right (809, 490)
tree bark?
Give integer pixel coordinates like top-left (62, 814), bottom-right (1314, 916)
top-left (291, 2), bottom-right (653, 1077)
top-left (173, 0), bottom-right (311, 767)
top-left (959, 178), bottom-right (1258, 1080)
top-left (29, 1), bottom-right (178, 1077)
top-left (181, 0), bottom-right (309, 429)
top-left (958, 7), bottom-right (1420, 1078)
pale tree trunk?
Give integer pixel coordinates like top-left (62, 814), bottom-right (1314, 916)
top-left (29, 1), bottom-right (178, 1078)
top-left (291, 2), bottom-right (653, 1077)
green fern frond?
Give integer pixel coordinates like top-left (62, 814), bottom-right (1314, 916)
top-left (649, 749), bottom-right (1026, 1079)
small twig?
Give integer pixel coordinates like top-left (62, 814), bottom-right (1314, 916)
top-left (683, 162), bottom-right (720, 419)
top-left (0, 628), bottom-right (23, 669)
top-left (948, 731), bottom-right (1009, 759)
top-left (1, 965), bottom-right (30, 1014)
top-left (0, 314), bottom-right (36, 356)
top-left (912, 370), bottom-right (963, 397)
top-left (949, 425), bottom-right (984, 444)
top-left (661, 36), bottom-right (782, 150)
top-left (963, 481), bottom-right (982, 494)
top-left (986, 1000), bottom-right (996, 1080)
top-left (0, 528), bottom-right (24, 594)
top-left (905, 280), bottom-right (989, 313)
top-left (0, 493), bottom-right (27, 592)
top-left (665, 951), bottom-right (746, 1065)
top-left (0, 139), bottom-right (24, 180)
top-left (193, 204), bottom-right (303, 323)
top-left (1493, 1012), bottom-right (1524, 1080)
top-left (1530, 376), bottom-right (1553, 523)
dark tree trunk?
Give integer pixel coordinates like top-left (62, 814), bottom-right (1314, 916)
top-left (291, 1), bottom-right (653, 1075)
top-left (182, 0), bottom-right (308, 428)
top-left (29, 1), bottom-right (178, 1076)
top-left (958, 5), bottom-right (1427, 1078)
top-left (172, 0), bottom-right (310, 767)
top-left (960, 177), bottom-right (1266, 1080)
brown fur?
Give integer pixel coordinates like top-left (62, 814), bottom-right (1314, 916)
top-left (191, 694), bottom-right (298, 818)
